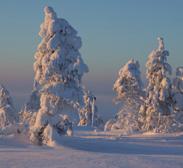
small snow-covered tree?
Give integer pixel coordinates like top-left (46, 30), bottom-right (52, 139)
top-left (139, 37), bottom-right (173, 133)
top-left (105, 59), bottom-right (143, 134)
top-left (24, 6), bottom-right (101, 145)
top-left (172, 67), bottom-right (183, 130)
top-left (20, 90), bottom-right (40, 128)
top-left (0, 85), bottom-right (17, 133)
top-left (78, 91), bottom-right (103, 127)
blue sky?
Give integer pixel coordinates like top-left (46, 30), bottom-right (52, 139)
top-left (0, 1), bottom-right (183, 118)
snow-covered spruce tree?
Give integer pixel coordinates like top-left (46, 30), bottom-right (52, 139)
top-left (139, 37), bottom-right (173, 133)
top-left (24, 6), bottom-right (101, 145)
top-left (0, 84), bottom-right (18, 134)
top-left (172, 67), bottom-right (183, 131)
top-left (20, 90), bottom-right (40, 129)
top-left (78, 91), bottom-right (103, 127)
top-left (105, 59), bottom-right (143, 135)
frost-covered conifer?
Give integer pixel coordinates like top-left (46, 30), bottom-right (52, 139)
top-left (172, 67), bottom-right (183, 130)
top-left (105, 59), bottom-right (143, 134)
top-left (0, 85), bottom-right (17, 130)
top-left (78, 91), bottom-right (103, 127)
top-left (20, 90), bottom-right (40, 128)
top-left (139, 37), bottom-right (173, 133)
top-left (23, 6), bottom-right (101, 145)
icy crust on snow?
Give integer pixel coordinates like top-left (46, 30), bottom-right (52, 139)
top-left (1, 129), bottom-right (183, 168)
top-left (0, 85), bottom-right (17, 131)
top-left (139, 37), bottom-right (173, 133)
top-left (105, 59), bottom-right (143, 134)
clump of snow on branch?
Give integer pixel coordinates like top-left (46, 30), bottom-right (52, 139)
top-left (105, 59), bottom-right (143, 135)
top-left (0, 85), bottom-right (18, 135)
top-left (138, 37), bottom-right (173, 133)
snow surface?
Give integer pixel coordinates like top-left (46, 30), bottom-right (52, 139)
top-left (0, 128), bottom-right (183, 168)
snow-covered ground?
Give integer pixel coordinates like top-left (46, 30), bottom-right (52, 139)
top-left (0, 127), bottom-right (183, 168)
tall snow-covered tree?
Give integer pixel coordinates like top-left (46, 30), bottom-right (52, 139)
top-left (0, 85), bottom-right (17, 129)
top-left (23, 6), bottom-right (101, 145)
top-left (105, 59), bottom-right (143, 134)
top-left (139, 37), bottom-right (173, 133)
top-left (172, 67), bottom-right (183, 130)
